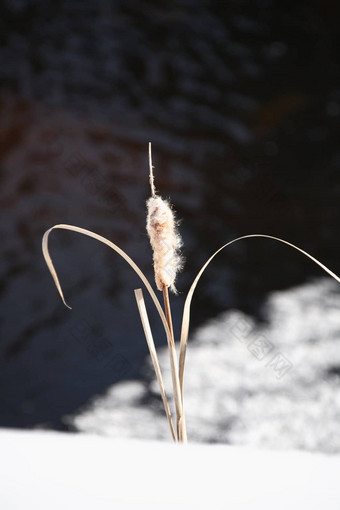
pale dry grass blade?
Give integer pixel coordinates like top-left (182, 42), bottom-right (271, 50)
top-left (42, 224), bottom-right (171, 338)
top-left (179, 234), bottom-right (340, 397)
top-left (134, 288), bottom-right (176, 441)
top-left (42, 224), bottom-right (183, 439)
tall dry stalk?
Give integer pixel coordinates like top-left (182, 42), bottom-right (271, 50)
top-left (146, 143), bottom-right (186, 442)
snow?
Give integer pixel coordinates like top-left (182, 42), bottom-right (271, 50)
top-left (0, 429), bottom-right (339, 509)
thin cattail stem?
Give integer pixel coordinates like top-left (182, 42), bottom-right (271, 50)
top-left (162, 286), bottom-right (175, 344)
top-left (163, 284), bottom-right (187, 443)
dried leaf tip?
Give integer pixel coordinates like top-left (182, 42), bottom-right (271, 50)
top-left (146, 146), bottom-right (183, 293)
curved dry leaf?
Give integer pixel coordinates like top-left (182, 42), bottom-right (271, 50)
top-left (42, 223), bottom-right (171, 337)
top-left (179, 234), bottom-right (340, 397)
top-left (42, 224), bottom-right (180, 439)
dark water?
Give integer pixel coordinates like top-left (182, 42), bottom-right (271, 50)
top-left (0, 0), bottom-right (340, 430)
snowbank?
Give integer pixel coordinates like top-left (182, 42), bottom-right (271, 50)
top-left (0, 429), bottom-right (339, 509)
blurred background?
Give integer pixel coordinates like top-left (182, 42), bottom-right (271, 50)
top-left (1, 0), bottom-right (340, 451)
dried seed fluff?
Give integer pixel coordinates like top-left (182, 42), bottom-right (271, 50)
top-left (146, 196), bottom-right (183, 293)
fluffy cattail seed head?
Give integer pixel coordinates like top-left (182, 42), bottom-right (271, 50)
top-left (146, 144), bottom-right (183, 293)
top-left (146, 196), bottom-right (183, 293)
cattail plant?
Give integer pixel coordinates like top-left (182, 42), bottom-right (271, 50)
top-left (42, 144), bottom-right (340, 444)
top-left (146, 143), bottom-right (185, 441)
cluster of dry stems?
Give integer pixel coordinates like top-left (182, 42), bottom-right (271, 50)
top-left (42, 144), bottom-right (340, 444)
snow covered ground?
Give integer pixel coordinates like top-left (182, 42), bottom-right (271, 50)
top-left (1, 279), bottom-right (340, 508)
top-left (0, 428), bottom-right (339, 510)
top-left (70, 278), bottom-right (340, 452)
